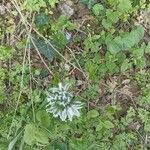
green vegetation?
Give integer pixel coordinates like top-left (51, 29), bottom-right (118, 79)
top-left (0, 0), bottom-right (150, 149)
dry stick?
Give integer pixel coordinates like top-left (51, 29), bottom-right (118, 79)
top-left (11, 0), bottom-right (53, 76)
top-left (7, 35), bottom-right (28, 140)
top-left (28, 13), bottom-right (36, 123)
top-left (66, 45), bottom-right (87, 79)
top-left (7, 0), bottom-right (35, 139)
top-left (29, 35), bottom-right (53, 76)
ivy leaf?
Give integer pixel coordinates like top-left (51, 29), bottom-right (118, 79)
top-left (29, 37), bottom-right (56, 61)
top-left (34, 13), bottom-right (49, 27)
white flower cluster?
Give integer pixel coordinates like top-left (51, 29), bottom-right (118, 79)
top-left (46, 83), bottom-right (83, 121)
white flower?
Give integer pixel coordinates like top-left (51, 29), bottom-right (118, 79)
top-left (46, 83), bottom-right (83, 121)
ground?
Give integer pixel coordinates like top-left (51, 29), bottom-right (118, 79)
top-left (0, 0), bottom-right (150, 149)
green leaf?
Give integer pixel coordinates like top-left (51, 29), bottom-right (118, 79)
top-left (35, 128), bottom-right (49, 144)
top-left (24, 124), bottom-right (37, 145)
top-left (29, 37), bottom-right (56, 61)
top-left (92, 4), bottom-right (104, 16)
top-left (24, 124), bottom-right (49, 146)
top-left (36, 110), bottom-right (51, 128)
top-left (105, 26), bottom-right (144, 53)
top-left (145, 42), bottom-right (150, 53)
top-left (144, 119), bottom-right (150, 132)
top-left (117, 0), bottom-right (132, 12)
top-left (51, 142), bottom-right (68, 150)
top-left (103, 120), bottom-right (114, 129)
top-left (48, 0), bottom-right (58, 8)
top-left (121, 59), bottom-right (131, 72)
top-left (105, 37), bottom-right (122, 53)
top-left (34, 13), bottom-right (49, 27)
top-left (122, 26), bottom-right (144, 49)
top-left (80, 0), bottom-right (96, 9)
top-left (102, 19), bottom-right (112, 29)
top-left (106, 9), bottom-right (119, 24)
top-left (87, 110), bottom-right (99, 118)
top-left (0, 46), bottom-right (14, 60)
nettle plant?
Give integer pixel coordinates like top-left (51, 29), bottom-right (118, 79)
top-left (46, 83), bottom-right (83, 121)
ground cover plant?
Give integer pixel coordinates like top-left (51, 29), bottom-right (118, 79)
top-left (0, 0), bottom-right (150, 149)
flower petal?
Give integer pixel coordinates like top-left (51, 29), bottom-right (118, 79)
top-left (59, 109), bottom-right (67, 121)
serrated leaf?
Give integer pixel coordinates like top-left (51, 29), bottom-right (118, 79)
top-left (105, 37), bottom-right (122, 53)
top-left (106, 26), bottom-right (144, 53)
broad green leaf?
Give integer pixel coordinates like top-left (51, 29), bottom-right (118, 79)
top-left (92, 4), bottom-right (104, 16)
top-left (36, 110), bottom-right (51, 128)
top-left (96, 123), bottom-right (103, 131)
top-left (29, 37), bottom-right (56, 61)
top-left (34, 13), bottom-right (49, 27)
top-left (87, 110), bottom-right (99, 118)
top-left (117, 0), bottom-right (132, 12)
top-left (24, 124), bottom-right (37, 145)
top-left (106, 26), bottom-right (144, 53)
top-left (122, 26), bottom-right (144, 49)
top-left (35, 128), bottom-right (49, 144)
top-left (24, 124), bottom-right (49, 146)
top-left (23, 0), bottom-right (47, 11)
top-left (52, 32), bottom-right (68, 49)
top-left (105, 37), bottom-right (122, 53)
top-left (102, 19), bottom-right (112, 29)
top-left (106, 9), bottom-right (119, 24)
top-left (103, 120), bottom-right (114, 129)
